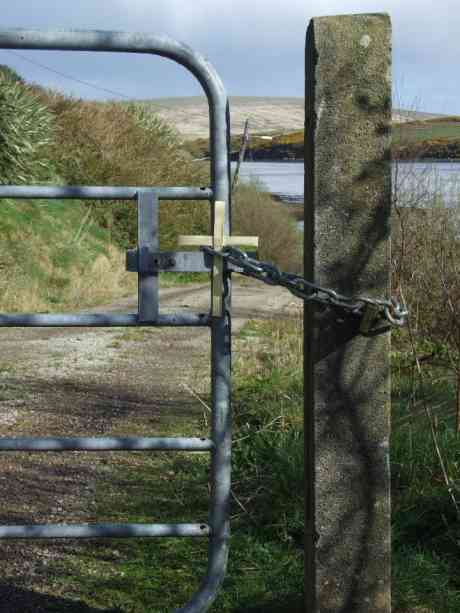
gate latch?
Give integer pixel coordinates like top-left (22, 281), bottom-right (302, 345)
top-left (126, 248), bottom-right (176, 274)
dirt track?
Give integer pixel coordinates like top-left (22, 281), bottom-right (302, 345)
top-left (0, 277), bottom-right (298, 611)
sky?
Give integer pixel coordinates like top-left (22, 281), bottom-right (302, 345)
top-left (0, 0), bottom-right (457, 114)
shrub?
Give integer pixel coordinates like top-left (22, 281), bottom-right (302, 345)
top-left (0, 64), bottom-right (24, 84)
top-left (39, 94), bottom-right (209, 247)
top-left (0, 71), bottom-right (54, 184)
top-left (232, 181), bottom-right (303, 273)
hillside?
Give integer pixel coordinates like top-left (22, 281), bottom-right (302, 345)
top-left (134, 96), bottom-right (304, 139)
top-left (135, 96), bottom-right (449, 139)
top-left (0, 198), bottom-right (134, 312)
top-left (0, 72), bottom-right (303, 315)
top-left (136, 96), bottom-right (460, 160)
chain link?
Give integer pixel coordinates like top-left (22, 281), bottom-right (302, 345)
top-left (202, 246), bottom-right (408, 328)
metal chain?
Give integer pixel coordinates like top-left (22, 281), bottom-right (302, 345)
top-left (202, 246), bottom-right (408, 327)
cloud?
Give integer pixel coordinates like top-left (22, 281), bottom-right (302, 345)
top-left (0, 0), bottom-right (458, 111)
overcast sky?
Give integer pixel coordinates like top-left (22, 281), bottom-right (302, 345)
top-left (0, 1), bottom-right (457, 114)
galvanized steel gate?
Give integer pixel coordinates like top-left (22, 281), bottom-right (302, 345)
top-left (0, 30), bottom-right (232, 613)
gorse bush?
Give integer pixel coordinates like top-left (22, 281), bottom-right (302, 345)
top-left (0, 64), bottom-right (24, 84)
top-left (36, 92), bottom-right (210, 247)
top-left (233, 181), bottom-right (303, 273)
top-left (0, 72), bottom-right (54, 184)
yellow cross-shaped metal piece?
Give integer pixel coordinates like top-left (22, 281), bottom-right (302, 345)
top-left (178, 201), bottom-right (258, 317)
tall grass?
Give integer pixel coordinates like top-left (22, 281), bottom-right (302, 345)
top-left (233, 181), bottom-right (303, 273)
top-left (0, 199), bottom-right (135, 312)
top-left (0, 72), bottom-right (55, 184)
top-left (36, 91), bottom-right (210, 248)
top-left (391, 353), bottom-right (460, 612)
top-left (231, 315), bottom-right (304, 544)
top-left (391, 167), bottom-right (460, 610)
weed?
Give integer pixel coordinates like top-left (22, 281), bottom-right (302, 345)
top-left (391, 348), bottom-right (460, 612)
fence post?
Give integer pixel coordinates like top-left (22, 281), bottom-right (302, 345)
top-left (304, 14), bottom-right (392, 613)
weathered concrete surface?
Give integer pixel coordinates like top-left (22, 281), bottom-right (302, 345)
top-left (304, 14), bottom-right (392, 613)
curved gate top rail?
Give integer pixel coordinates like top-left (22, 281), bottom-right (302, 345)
top-left (0, 29), bottom-right (232, 613)
top-left (0, 28), bottom-right (230, 212)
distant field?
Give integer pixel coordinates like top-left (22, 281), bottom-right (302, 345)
top-left (132, 96), bottom-right (450, 140)
top-left (393, 117), bottom-right (460, 144)
top-left (133, 96), bottom-right (305, 139)
top-left (130, 96), bottom-right (460, 159)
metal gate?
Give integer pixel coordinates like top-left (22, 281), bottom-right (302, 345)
top-left (0, 29), bottom-right (233, 613)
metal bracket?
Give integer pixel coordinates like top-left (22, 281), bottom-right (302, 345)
top-left (127, 249), bottom-right (176, 273)
top-left (126, 248), bottom-right (258, 275)
top-left (359, 303), bottom-right (391, 336)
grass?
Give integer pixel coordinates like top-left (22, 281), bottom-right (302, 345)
top-left (187, 116), bottom-right (460, 162)
top-left (0, 198), bottom-right (137, 312)
top-left (392, 118), bottom-right (460, 145)
top-left (34, 313), bottom-right (304, 612)
top-left (232, 181), bottom-right (303, 273)
top-left (391, 337), bottom-right (460, 613)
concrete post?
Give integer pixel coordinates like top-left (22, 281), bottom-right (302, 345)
top-left (304, 14), bottom-right (392, 613)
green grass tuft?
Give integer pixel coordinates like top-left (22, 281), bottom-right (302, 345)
top-left (391, 347), bottom-right (460, 612)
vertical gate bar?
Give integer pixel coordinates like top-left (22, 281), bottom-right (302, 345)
top-left (207, 272), bottom-right (231, 595)
top-left (138, 190), bottom-right (159, 322)
top-left (177, 103), bottom-right (231, 613)
top-left (205, 97), bottom-right (232, 610)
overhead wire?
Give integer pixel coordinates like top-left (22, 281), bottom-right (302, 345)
top-left (2, 49), bottom-right (130, 99)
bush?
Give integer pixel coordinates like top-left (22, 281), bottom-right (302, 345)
top-left (35, 94), bottom-right (209, 247)
top-left (232, 181), bottom-right (303, 273)
top-left (0, 64), bottom-right (24, 84)
top-left (0, 71), bottom-right (54, 184)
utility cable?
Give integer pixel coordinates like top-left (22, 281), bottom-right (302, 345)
top-left (3, 49), bottom-right (130, 99)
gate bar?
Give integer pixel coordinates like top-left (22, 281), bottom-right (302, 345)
top-left (0, 436), bottom-right (213, 452)
top-left (0, 28), bottom-right (231, 613)
top-left (138, 190), bottom-right (159, 322)
top-left (0, 523), bottom-right (210, 539)
top-left (0, 186), bottom-right (213, 201)
top-left (0, 313), bottom-right (210, 327)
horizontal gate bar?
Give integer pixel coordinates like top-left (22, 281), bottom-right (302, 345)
top-left (0, 522), bottom-right (210, 539)
top-left (0, 312), bottom-right (210, 327)
top-left (0, 437), bottom-right (213, 451)
top-left (0, 186), bottom-right (213, 201)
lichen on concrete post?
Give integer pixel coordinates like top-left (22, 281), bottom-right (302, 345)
top-left (304, 13), bottom-right (392, 613)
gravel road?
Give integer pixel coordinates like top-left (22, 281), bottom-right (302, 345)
top-left (0, 277), bottom-right (299, 611)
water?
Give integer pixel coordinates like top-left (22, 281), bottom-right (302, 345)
top-left (231, 161), bottom-right (304, 204)
top-left (393, 161), bottom-right (460, 208)
top-left (231, 160), bottom-right (460, 209)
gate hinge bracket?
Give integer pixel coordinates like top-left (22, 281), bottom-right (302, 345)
top-left (126, 249), bottom-right (176, 274)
